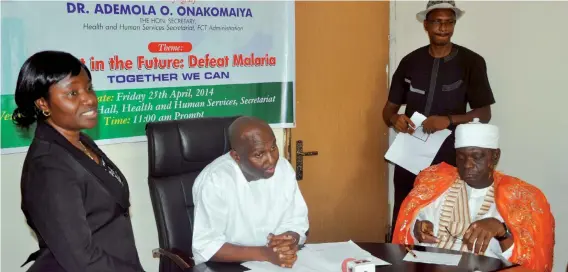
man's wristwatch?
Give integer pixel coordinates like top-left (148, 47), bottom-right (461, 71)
top-left (495, 222), bottom-right (510, 241)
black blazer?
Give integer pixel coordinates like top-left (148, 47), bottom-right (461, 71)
top-left (20, 121), bottom-right (144, 272)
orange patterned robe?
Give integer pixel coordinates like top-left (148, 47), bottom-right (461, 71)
top-left (393, 162), bottom-right (555, 272)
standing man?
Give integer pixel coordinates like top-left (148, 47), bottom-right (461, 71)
top-left (383, 0), bottom-right (496, 233)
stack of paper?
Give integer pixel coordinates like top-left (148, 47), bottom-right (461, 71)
top-left (242, 240), bottom-right (390, 272)
top-left (304, 240), bottom-right (391, 270)
top-left (241, 249), bottom-right (321, 272)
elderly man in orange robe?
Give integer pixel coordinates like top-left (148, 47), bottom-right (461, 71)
top-left (393, 119), bottom-right (555, 272)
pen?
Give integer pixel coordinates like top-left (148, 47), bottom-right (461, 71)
top-left (405, 246), bottom-right (417, 258)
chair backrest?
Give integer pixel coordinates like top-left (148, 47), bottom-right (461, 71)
top-left (145, 116), bottom-right (238, 259)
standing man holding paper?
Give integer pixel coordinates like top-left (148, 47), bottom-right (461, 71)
top-left (383, 0), bottom-right (496, 233)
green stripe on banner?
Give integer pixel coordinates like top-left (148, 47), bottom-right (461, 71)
top-left (1, 81), bottom-right (294, 149)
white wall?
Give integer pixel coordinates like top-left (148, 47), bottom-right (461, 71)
top-left (388, 1), bottom-right (568, 271)
top-left (0, 128), bottom-right (285, 271)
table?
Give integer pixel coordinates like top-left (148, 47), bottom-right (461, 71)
top-left (177, 243), bottom-right (516, 272)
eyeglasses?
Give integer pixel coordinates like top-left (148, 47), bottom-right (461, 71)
top-left (444, 226), bottom-right (464, 241)
top-left (427, 19), bottom-right (456, 28)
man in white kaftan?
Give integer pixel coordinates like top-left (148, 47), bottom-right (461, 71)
top-left (191, 116), bottom-right (309, 268)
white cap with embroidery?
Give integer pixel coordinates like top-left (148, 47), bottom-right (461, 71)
top-left (454, 118), bottom-right (499, 149)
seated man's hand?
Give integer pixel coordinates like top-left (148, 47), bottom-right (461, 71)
top-left (261, 246), bottom-right (297, 268)
top-left (413, 220), bottom-right (440, 244)
top-left (264, 231), bottom-right (300, 268)
top-left (267, 231), bottom-right (300, 253)
top-left (464, 217), bottom-right (506, 255)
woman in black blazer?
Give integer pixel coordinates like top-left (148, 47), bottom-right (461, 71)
top-left (13, 51), bottom-right (144, 272)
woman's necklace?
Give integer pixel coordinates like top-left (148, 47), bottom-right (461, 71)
top-left (78, 141), bottom-right (96, 162)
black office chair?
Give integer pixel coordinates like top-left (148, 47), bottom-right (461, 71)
top-left (145, 116), bottom-right (239, 272)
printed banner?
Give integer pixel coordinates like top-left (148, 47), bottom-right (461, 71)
top-left (0, 1), bottom-right (295, 153)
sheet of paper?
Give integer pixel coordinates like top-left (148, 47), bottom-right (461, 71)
top-left (243, 241), bottom-right (390, 272)
top-left (242, 248), bottom-right (326, 272)
top-left (402, 251), bottom-right (462, 266)
top-left (303, 240), bottom-right (353, 251)
top-left (385, 112), bottom-right (452, 174)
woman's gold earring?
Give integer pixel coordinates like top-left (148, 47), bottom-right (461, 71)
top-left (42, 110), bottom-right (51, 117)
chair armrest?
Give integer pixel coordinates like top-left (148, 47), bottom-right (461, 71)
top-left (152, 248), bottom-right (195, 269)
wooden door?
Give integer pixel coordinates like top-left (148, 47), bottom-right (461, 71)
top-left (289, 2), bottom-right (390, 243)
